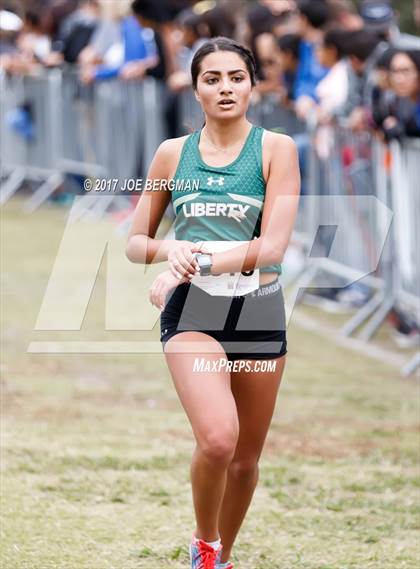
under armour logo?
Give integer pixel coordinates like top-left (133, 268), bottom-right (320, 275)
top-left (207, 176), bottom-right (225, 187)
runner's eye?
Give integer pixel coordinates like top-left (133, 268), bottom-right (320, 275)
top-left (206, 77), bottom-right (218, 84)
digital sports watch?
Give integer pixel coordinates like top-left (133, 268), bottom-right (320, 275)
top-left (194, 253), bottom-right (213, 277)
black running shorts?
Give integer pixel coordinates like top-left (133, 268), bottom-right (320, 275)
top-left (160, 277), bottom-right (287, 361)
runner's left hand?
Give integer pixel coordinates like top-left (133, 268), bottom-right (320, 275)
top-left (149, 270), bottom-right (189, 311)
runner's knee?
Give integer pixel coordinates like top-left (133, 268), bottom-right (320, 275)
top-left (199, 428), bottom-right (239, 465)
top-left (228, 457), bottom-right (259, 480)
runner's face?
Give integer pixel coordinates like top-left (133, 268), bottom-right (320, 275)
top-left (195, 51), bottom-right (252, 120)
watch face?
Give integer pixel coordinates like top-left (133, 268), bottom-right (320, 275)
top-left (197, 254), bottom-right (212, 275)
top-left (198, 254), bottom-right (211, 267)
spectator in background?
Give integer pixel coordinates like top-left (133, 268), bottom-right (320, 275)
top-left (294, 29), bottom-right (350, 186)
top-left (359, 0), bottom-right (420, 50)
top-left (327, 0), bottom-right (363, 30)
top-left (77, 2), bottom-right (134, 67)
top-left (293, 0), bottom-right (330, 121)
top-left (17, 9), bottom-right (51, 64)
top-left (277, 33), bottom-right (301, 103)
top-left (131, 0), bottom-right (182, 137)
top-left (160, 0), bottom-right (196, 21)
top-left (1, 7), bottom-right (52, 74)
top-left (341, 28), bottom-right (381, 131)
top-left (0, 9), bottom-right (23, 57)
top-left (52, 0), bottom-right (101, 65)
top-left (128, 0), bottom-right (168, 81)
top-left (246, 4), bottom-right (275, 81)
top-left (290, 0), bottom-right (330, 195)
top-left (314, 28), bottom-right (350, 121)
top-left (260, 0), bottom-right (296, 17)
top-left (242, 4), bottom-right (284, 103)
top-left (167, 9), bottom-right (208, 93)
top-left (201, 4), bottom-right (236, 40)
top-left (312, 29), bottom-right (350, 159)
top-left (373, 49), bottom-right (420, 139)
top-left (273, 9), bottom-right (300, 39)
top-left (79, 1), bottom-right (158, 84)
top-left (41, 0), bottom-right (79, 42)
top-left (370, 46), bottom-right (396, 130)
top-left (252, 32), bottom-right (283, 97)
top-left (166, 8), bottom-right (208, 135)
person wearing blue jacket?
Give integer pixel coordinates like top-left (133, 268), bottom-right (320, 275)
top-left (93, 14), bottom-right (157, 81)
top-left (293, 0), bottom-right (330, 119)
top-left (291, 0), bottom-right (330, 196)
top-left (80, 13), bottom-right (158, 84)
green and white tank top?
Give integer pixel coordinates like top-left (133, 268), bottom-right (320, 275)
top-left (170, 124), bottom-right (282, 275)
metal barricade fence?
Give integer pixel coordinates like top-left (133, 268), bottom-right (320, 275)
top-left (291, 124), bottom-right (389, 291)
top-left (391, 139), bottom-right (420, 377)
top-left (1, 69), bottom-right (166, 215)
top-left (0, 70), bottom-right (60, 173)
top-left (326, 126), bottom-right (385, 281)
top-left (57, 69), bottom-right (164, 220)
top-left (390, 138), bottom-right (420, 311)
top-left (341, 136), bottom-right (395, 341)
top-left (0, 69), bottom-right (63, 207)
top-left (298, 124), bottom-right (419, 376)
top-left (59, 68), bottom-right (106, 178)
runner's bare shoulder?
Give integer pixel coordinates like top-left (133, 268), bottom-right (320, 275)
top-left (263, 130), bottom-right (296, 155)
top-left (261, 130), bottom-right (296, 182)
top-left (154, 135), bottom-right (190, 179)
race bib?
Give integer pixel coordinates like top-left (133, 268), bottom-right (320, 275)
top-left (191, 241), bottom-right (259, 296)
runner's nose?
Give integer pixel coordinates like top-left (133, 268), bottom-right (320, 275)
top-left (219, 78), bottom-right (233, 95)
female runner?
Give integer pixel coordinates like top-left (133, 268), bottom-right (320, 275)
top-left (126, 37), bottom-right (300, 569)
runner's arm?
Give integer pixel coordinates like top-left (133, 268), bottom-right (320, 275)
top-left (209, 134), bottom-right (300, 274)
top-left (125, 139), bottom-right (178, 264)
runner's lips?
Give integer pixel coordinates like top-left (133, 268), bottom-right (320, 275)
top-left (218, 99), bottom-right (235, 105)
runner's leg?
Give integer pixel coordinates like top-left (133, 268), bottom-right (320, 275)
top-left (218, 356), bottom-right (286, 563)
top-left (164, 331), bottom-right (240, 542)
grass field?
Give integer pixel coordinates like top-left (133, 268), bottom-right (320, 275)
top-left (1, 197), bottom-right (419, 569)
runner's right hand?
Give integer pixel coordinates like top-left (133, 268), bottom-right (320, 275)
top-left (167, 240), bottom-right (209, 280)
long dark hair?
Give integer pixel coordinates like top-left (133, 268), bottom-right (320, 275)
top-left (190, 36), bottom-right (257, 91)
